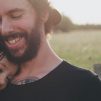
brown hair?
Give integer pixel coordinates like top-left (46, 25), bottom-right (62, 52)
top-left (28, 0), bottom-right (61, 34)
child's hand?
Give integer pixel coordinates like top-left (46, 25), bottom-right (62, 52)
top-left (0, 67), bottom-right (8, 90)
top-left (0, 56), bottom-right (17, 90)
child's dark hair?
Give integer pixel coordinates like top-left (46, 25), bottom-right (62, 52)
top-left (0, 44), bottom-right (5, 61)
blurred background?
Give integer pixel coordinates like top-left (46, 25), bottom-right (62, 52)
top-left (49, 0), bottom-right (101, 71)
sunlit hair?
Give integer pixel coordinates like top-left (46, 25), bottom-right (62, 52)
top-left (28, 0), bottom-right (61, 35)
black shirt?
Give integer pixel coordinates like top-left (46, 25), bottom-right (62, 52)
top-left (0, 61), bottom-right (101, 101)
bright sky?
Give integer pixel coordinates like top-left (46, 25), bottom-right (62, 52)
top-left (50, 0), bottom-right (101, 24)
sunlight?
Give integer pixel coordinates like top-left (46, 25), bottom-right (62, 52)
top-left (50, 0), bottom-right (101, 24)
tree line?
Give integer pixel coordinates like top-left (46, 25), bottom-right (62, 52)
top-left (54, 14), bottom-right (101, 32)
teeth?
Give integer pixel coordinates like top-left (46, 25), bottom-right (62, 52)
top-left (9, 40), bottom-right (16, 44)
top-left (7, 37), bottom-right (20, 45)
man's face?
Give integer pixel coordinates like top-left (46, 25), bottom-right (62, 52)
top-left (0, 0), bottom-right (42, 63)
top-left (0, 56), bottom-right (17, 90)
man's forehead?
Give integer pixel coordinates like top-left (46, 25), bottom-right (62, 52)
top-left (0, 0), bottom-right (31, 14)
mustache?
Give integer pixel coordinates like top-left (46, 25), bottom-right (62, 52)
top-left (0, 32), bottom-right (27, 41)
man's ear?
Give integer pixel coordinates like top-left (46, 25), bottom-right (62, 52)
top-left (41, 10), bottom-right (49, 23)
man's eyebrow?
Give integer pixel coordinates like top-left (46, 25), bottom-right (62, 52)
top-left (7, 8), bottom-right (24, 14)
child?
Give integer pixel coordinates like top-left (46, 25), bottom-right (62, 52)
top-left (0, 51), bottom-right (17, 90)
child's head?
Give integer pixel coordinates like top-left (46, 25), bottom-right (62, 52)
top-left (0, 51), bottom-right (17, 90)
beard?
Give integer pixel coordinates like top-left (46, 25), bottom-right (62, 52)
top-left (0, 24), bottom-right (41, 64)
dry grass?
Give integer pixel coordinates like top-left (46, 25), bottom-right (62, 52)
top-left (49, 30), bottom-right (101, 71)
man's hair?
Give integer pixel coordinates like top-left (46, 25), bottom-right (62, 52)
top-left (28, 0), bottom-right (61, 34)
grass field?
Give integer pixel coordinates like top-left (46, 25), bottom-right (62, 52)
top-left (49, 30), bottom-right (101, 71)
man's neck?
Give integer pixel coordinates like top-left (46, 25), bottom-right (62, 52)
top-left (12, 40), bottom-right (62, 85)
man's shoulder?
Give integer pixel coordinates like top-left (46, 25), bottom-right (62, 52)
top-left (59, 60), bottom-right (94, 75)
top-left (58, 61), bottom-right (101, 92)
top-left (58, 60), bottom-right (100, 82)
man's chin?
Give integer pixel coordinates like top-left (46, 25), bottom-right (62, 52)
top-left (6, 52), bottom-right (35, 64)
top-left (5, 52), bottom-right (25, 64)
top-left (11, 53), bottom-right (24, 58)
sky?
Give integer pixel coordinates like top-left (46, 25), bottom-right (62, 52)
top-left (49, 0), bottom-right (101, 25)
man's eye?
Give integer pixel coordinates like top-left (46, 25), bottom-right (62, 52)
top-left (11, 15), bottom-right (22, 19)
top-left (10, 13), bottom-right (23, 19)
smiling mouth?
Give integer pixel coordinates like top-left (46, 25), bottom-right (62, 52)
top-left (3, 33), bottom-right (24, 47)
top-left (6, 34), bottom-right (22, 45)
top-left (0, 33), bottom-right (27, 53)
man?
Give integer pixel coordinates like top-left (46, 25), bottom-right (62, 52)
top-left (0, 0), bottom-right (101, 101)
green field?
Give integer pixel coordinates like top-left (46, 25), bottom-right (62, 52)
top-left (49, 30), bottom-right (101, 71)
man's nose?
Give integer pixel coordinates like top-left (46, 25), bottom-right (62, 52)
top-left (0, 18), bottom-right (14, 35)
